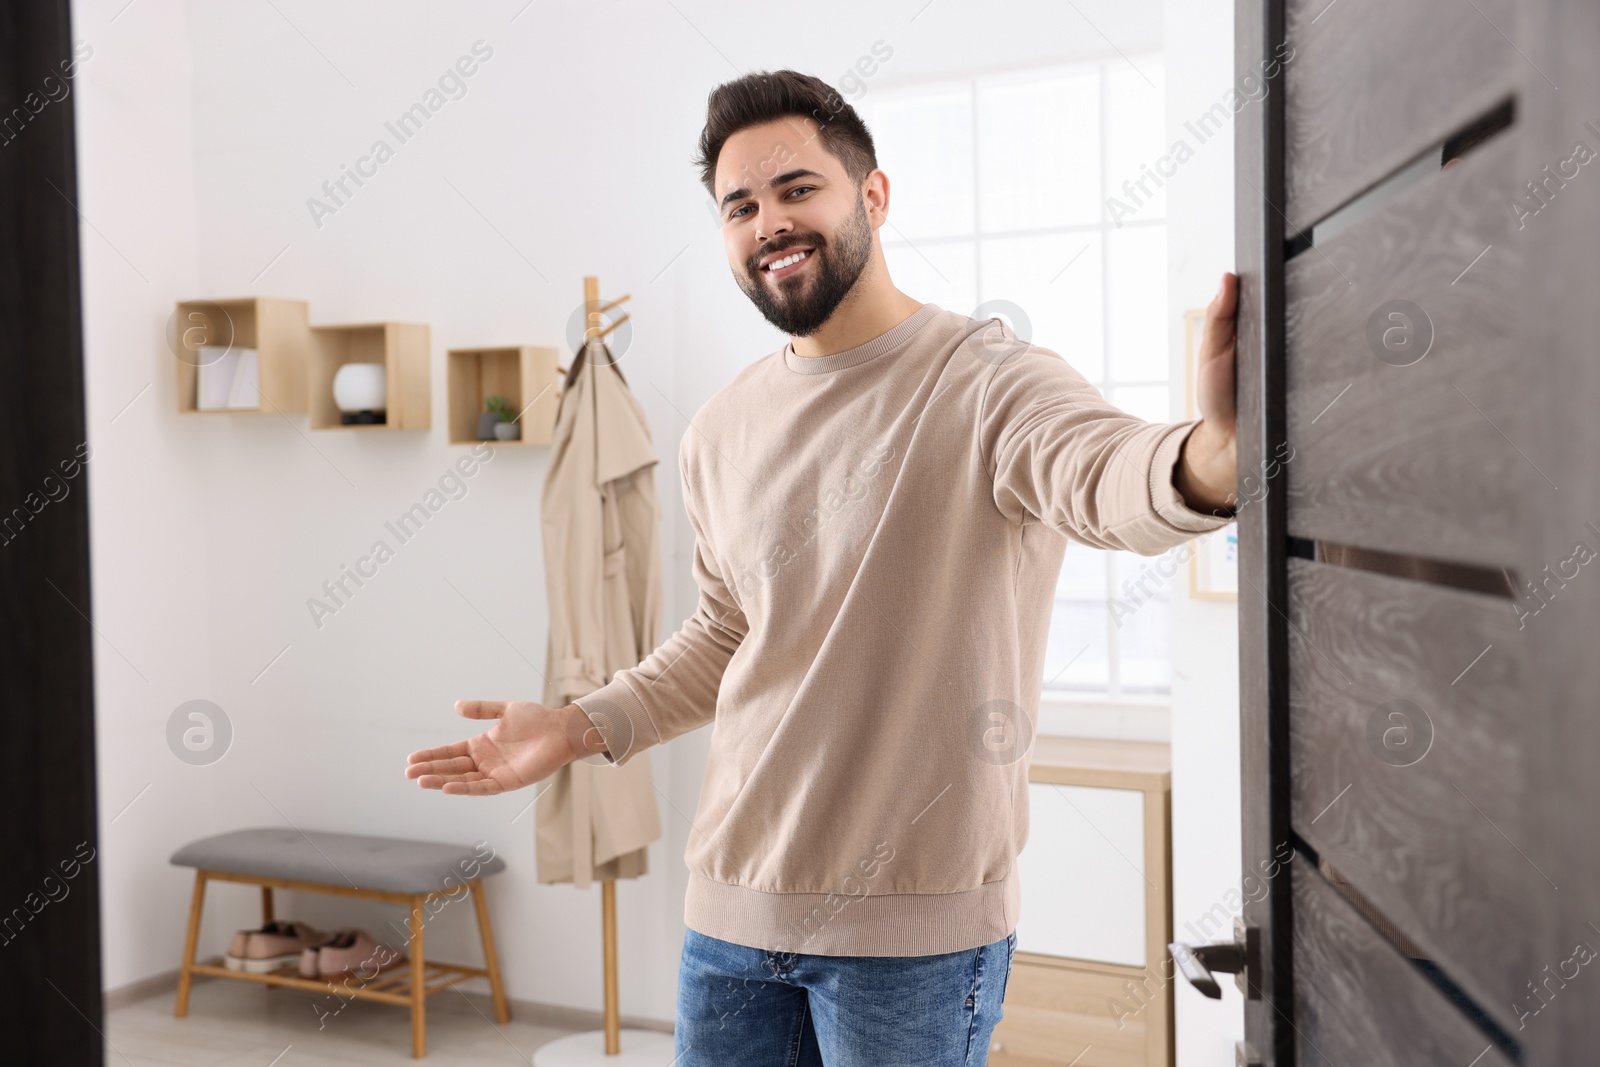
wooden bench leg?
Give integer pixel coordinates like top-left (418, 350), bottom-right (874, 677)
top-left (410, 894), bottom-right (426, 1058)
top-left (470, 880), bottom-right (511, 1024)
top-left (175, 870), bottom-right (208, 1017)
top-left (261, 884), bottom-right (282, 993)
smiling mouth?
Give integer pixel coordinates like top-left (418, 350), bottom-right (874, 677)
top-left (763, 248), bottom-right (814, 279)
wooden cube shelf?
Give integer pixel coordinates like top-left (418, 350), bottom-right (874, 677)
top-left (173, 297), bottom-right (310, 414)
top-left (309, 322), bottom-right (431, 431)
top-left (446, 346), bottom-right (562, 445)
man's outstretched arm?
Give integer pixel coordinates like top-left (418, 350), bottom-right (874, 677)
top-left (410, 446), bottom-right (745, 793)
top-left (982, 270), bottom-right (1241, 554)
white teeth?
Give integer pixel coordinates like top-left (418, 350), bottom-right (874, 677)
top-left (766, 249), bottom-right (811, 271)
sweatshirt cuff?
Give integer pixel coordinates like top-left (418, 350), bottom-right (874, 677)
top-left (1149, 420), bottom-right (1237, 534)
top-left (573, 676), bottom-right (660, 768)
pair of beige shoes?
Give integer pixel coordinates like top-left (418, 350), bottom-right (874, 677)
top-left (223, 920), bottom-right (405, 978)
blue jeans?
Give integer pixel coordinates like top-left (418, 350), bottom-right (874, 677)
top-left (674, 927), bottom-right (1018, 1066)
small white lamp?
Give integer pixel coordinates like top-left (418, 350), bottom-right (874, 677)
top-left (332, 363), bottom-right (387, 425)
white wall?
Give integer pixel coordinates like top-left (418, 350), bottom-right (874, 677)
top-left (75, 0), bottom-right (1254, 1039)
top-left (70, 0), bottom-right (217, 1002)
top-left (1163, 0), bottom-right (1248, 1062)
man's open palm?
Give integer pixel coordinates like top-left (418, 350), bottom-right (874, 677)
top-left (405, 699), bottom-right (572, 796)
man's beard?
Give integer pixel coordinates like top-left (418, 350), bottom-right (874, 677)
top-left (735, 190), bottom-right (873, 337)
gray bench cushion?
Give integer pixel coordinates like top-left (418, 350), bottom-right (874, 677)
top-left (170, 827), bottom-right (505, 895)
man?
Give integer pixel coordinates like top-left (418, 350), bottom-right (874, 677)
top-left (407, 69), bottom-right (1240, 1065)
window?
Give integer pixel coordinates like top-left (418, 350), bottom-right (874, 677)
top-left (863, 53), bottom-right (1172, 700)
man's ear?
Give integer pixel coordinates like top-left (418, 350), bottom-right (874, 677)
top-left (864, 170), bottom-right (891, 222)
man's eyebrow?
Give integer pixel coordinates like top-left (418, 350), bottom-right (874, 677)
top-left (718, 169), bottom-right (827, 211)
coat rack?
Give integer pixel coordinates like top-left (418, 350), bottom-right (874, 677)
top-left (555, 276), bottom-right (631, 387)
top-left (589, 275), bottom-right (629, 1059)
top-left (534, 273), bottom-right (671, 1066)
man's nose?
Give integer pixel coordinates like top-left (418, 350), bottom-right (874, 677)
top-left (757, 208), bottom-right (795, 244)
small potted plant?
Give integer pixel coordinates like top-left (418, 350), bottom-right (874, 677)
top-left (475, 399), bottom-right (500, 440)
top-left (483, 394), bottom-right (520, 441)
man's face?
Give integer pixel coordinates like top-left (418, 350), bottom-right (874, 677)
top-left (714, 116), bottom-right (877, 337)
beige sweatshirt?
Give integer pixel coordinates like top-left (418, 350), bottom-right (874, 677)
top-left (574, 302), bottom-right (1233, 956)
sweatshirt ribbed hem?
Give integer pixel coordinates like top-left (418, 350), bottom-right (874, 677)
top-left (682, 867), bottom-right (1020, 957)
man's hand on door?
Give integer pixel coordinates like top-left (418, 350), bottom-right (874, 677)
top-left (1174, 270), bottom-right (1240, 516)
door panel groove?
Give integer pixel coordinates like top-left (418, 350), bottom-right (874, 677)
top-left (1283, 0), bottom-right (1519, 233)
top-left (1304, 96), bottom-right (1518, 248)
top-left (1285, 556), bottom-right (1540, 1035)
top-left (1302, 537), bottom-right (1518, 598)
top-left (1290, 854), bottom-right (1521, 1067)
top-left (1284, 128), bottom-right (1534, 566)
top-left (1290, 832), bottom-right (1525, 1063)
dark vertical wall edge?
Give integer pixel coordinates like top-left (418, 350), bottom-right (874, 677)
top-left (0, 0), bottom-right (105, 1062)
top-left (1235, 0), bottom-right (1293, 1062)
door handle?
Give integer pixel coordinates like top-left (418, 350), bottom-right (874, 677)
top-left (1168, 917), bottom-right (1259, 999)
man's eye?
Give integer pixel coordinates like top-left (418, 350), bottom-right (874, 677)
top-left (728, 186), bottom-right (814, 221)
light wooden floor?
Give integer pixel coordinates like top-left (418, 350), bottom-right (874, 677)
top-left (105, 976), bottom-right (583, 1066)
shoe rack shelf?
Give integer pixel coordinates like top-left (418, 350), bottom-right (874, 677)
top-left (186, 953), bottom-right (484, 1011)
top-left (445, 345), bottom-right (563, 445)
top-left (175, 868), bottom-right (510, 1059)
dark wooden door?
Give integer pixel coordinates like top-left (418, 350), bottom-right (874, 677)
top-left (0, 1), bottom-right (105, 1063)
top-left (1206, 0), bottom-right (1600, 1064)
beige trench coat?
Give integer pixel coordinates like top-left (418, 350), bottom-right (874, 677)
top-left (536, 337), bottom-right (664, 887)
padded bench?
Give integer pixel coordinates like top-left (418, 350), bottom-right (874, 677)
top-left (170, 826), bottom-right (510, 1058)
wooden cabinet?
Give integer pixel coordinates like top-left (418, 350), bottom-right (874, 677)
top-left (990, 737), bottom-right (1173, 1067)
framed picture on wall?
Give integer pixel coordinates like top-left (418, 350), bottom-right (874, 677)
top-left (1184, 307), bottom-right (1238, 601)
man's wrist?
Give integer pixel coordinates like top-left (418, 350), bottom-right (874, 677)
top-left (1175, 420), bottom-right (1239, 516)
top-left (561, 702), bottom-right (610, 762)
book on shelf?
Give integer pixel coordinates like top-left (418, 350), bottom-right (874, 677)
top-left (196, 346), bottom-right (260, 410)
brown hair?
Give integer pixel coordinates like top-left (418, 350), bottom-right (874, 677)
top-left (693, 70), bottom-right (878, 203)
